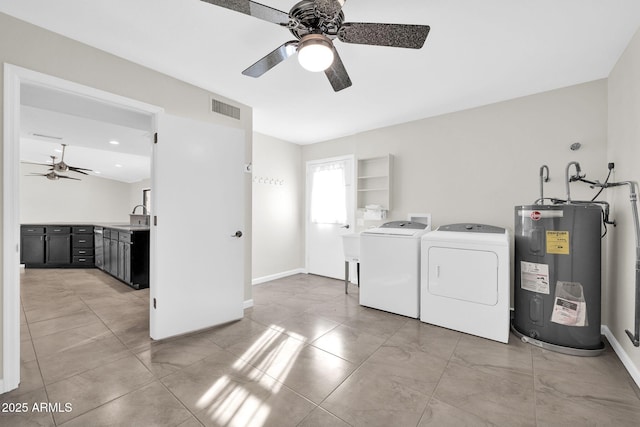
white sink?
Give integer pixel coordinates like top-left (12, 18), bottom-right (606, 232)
top-left (342, 233), bottom-right (360, 262)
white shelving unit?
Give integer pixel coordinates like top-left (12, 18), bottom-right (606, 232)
top-left (357, 154), bottom-right (392, 211)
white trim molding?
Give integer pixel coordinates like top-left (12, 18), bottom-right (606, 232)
top-left (2, 63), bottom-right (22, 393)
top-left (243, 299), bottom-right (254, 309)
top-left (252, 268), bottom-right (306, 286)
top-left (602, 325), bottom-right (640, 389)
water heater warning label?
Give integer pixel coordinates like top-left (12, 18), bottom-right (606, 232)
top-left (520, 261), bottom-right (550, 294)
top-left (546, 231), bottom-right (570, 255)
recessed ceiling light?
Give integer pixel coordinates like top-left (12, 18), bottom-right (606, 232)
top-left (109, 140), bottom-right (120, 145)
top-left (54, 149), bottom-right (63, 153)
top-left (115, 164), bottom-right (123, 168)
top-left (94, 171), bottom-right (101, 174)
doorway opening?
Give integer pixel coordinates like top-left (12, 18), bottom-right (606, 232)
top-left (3, 64), bottom-right (161, 393)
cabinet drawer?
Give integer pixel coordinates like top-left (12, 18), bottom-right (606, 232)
top-left (73, 248), bottom-right (94, 256)
top-left (22, 226), bottom-right (44, 235)
top-left (72, 256), bottom-right (95, 265)
top-left (46, 226), bottom-right (71, 234)
top-left (72, 235), bottom-right (93, 248)
top-left (72, 226), bottom-right (93, 234)
top-left (119, 232), bottom-right (132, 243)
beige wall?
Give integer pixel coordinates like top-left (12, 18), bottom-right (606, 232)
top-left (303, 80), bottom-right (608, 233)
top-left (1, 13), bottom-right (252, 383)
top-left (606, 27), bottom-right (640, 374)
top-left (251, 133), bottom-right (303, 281)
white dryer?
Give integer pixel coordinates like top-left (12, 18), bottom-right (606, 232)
top-left (360, 221), bottom-right (430, 318)
top-left (421, 224), bottom-right (510, 343)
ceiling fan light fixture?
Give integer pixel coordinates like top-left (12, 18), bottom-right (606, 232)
top-left (297, 34), bottom-right (334, 72)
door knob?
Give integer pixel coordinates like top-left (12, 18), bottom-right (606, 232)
top-left (341, 224), bottom-right (350, 229)
top-left (232, 231), bottom-right (243, 238)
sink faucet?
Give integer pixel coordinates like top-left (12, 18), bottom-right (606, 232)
top-left (131, 205), bottom-right (148, 214)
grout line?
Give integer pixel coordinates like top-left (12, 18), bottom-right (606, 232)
top-left (20, 293), bottom-right (57, 426)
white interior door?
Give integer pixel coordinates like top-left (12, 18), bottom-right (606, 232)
top-left (306, 156), bottom-right (355, 280)
top-left (150, 113), bottom-right (245, 340)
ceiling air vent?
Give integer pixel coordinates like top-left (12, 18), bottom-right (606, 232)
top-left (211, 98), bottom-right (241, 120)
top-left (32, 133), bottom-right (63, 140)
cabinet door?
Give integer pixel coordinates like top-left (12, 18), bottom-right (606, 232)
top-left (46, 235), bottom-right (71, 264)
top-left (103, 237), bottom-right (110, 272)
top-left (117, 241), bottom-right (125, 281)
top-left (109, 239), bottom-right (118, 276)
top-left (21, 234), bottom-right (45, 264)
top-left (122, 243), bottom-right (131, 284)
top-left (94, 232), bottom-right (104, 269)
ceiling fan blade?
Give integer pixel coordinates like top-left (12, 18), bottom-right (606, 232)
top-left (242, 41), bottom-right (298, 77)
top-left (68, 167), bottom-right (90, 175)
top-left (324, 46), bottom-right (352, 92)
top-left (338, 23), bottom-right (430, 49)
top-left (200, 0), bottom-right (290, 26)
top-left (58, 175), bottom-right (81, 181)
top-left (21, 161), bottom-right (53, 167)
top-left (314, 0), bottom-right (346, 19)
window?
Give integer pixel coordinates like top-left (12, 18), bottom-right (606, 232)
top-left (143, 188), bottom-right (151, 213)
top-left (309, 160), bottom-right (347, 224)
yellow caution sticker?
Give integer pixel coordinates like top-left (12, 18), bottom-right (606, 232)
top-left (546, 231), bottom-right (570, 255)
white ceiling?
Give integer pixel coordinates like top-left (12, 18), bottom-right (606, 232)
top-left (19, 83), bottom-right (153, 183)
top-left (2, 0), bottom-right (640, 145)
top-left (20, 106), bottom-right (152, 183)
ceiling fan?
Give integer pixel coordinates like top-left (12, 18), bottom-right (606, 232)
top-left (24, 143), bottom-right (92, 179)
top-left (26, 156), bottom-right (81, 181)
top-left (201, 0), bottom-right (431, 91)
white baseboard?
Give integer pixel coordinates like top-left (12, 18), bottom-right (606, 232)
top-left (243, 299), bottom-right (254, 309)
top-left (602, 324), bottom-right (640, 388)
top-left (252, 268), bottom-right (306, 286)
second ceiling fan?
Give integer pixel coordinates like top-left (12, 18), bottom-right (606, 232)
top-left (202, 0), bottom-right (431, 91)
top-left (25, 143), bottom-right (92, 181)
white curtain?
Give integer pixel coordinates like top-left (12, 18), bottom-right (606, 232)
top-left (310, 160), bottom-right (347, 224)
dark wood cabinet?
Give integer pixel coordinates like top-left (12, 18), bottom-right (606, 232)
top-left (72, 226), bottom-right (94, 266)
top-left (21, 224), bottom-right (93, 268)
top-left (20, 227), bottom-right (45, 265)
top-left (46, 233), bottom-right (71, 264)
top-left (108, 236), bottom-right (118, 276)
top-left (96, 227), bottom-right (148, 289)
top-left (21, 223), bottom-right (149, 289)
top-left (94, 227), bottom-right (104, 269)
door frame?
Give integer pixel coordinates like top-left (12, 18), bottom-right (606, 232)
top-left (2, 64), bottom-right (162, 393)
top-left (304, 154), bottom-right (355, 277)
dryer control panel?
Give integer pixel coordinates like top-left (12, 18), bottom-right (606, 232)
top-left (438, 223), bottom-right (505, 234)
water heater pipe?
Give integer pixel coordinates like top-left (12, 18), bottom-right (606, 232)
top-left (617, 181), bottom-right (640, 347)
top-left (565, 161), bottom-right (584, 203)
top-left (593, 179), bottom-right (640, 346)
top-left (539, 165), bottom-right (550, 205)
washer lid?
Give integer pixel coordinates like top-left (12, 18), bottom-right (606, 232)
top-left (437, 223), bottom-right (505, 234)
top-left (363, 221), bottom-right (428, 236)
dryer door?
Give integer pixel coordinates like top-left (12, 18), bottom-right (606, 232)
top-left (427, 247), bottom-right (499, 305)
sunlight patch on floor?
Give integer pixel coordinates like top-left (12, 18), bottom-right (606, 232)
top-left (197, 324), bottom-right (306, 426)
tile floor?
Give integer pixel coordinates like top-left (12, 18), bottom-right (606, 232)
top-left (2, 268), bottom-right (640, 426)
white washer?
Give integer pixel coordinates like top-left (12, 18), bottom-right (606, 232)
top-left (360, 221), bottom-right (430, 318)
top-left (421, 224), bottom-right (510, 343)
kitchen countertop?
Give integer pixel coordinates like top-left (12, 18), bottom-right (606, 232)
top-left (22, 223), bottom-right (150, 232)
top-left (95, 223), bottom-right (151, 232)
